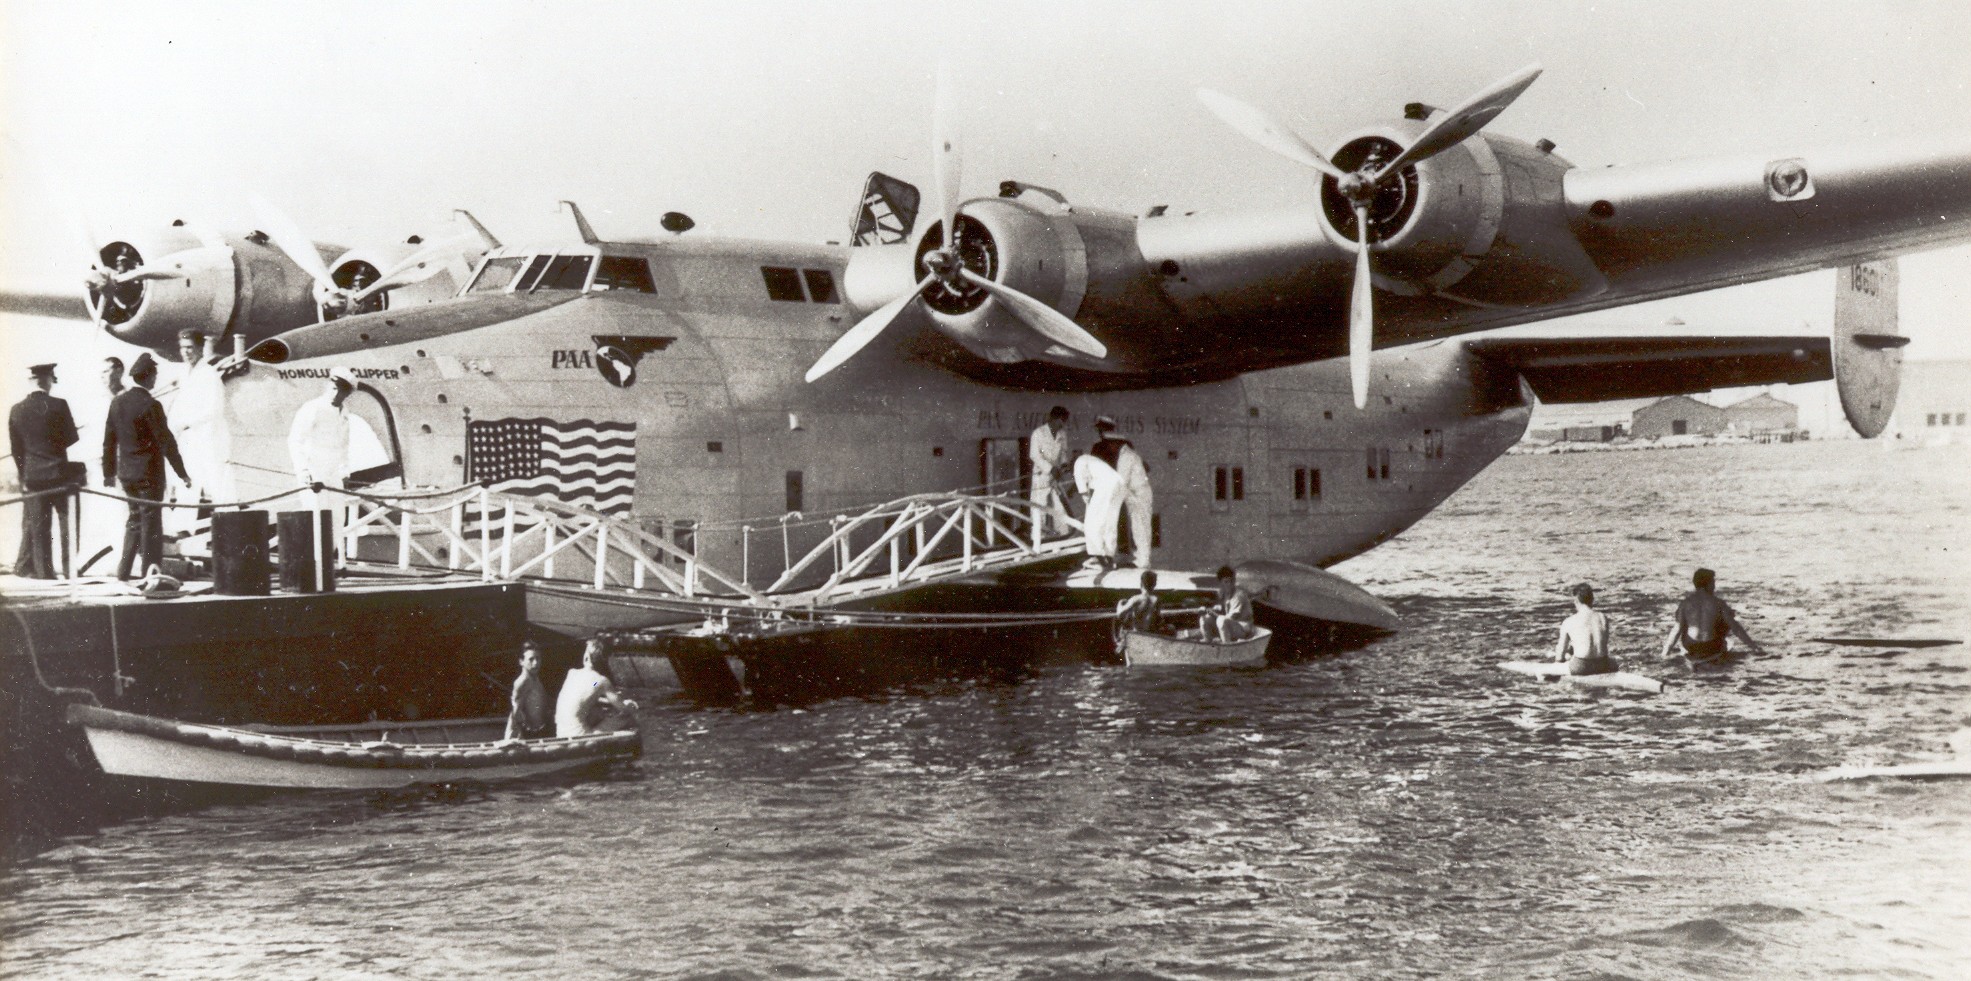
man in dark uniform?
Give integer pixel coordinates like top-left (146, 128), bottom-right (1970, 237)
top-left (103, 353), bottom-right (191, 580)
top-left (9, 363), bottom-right (80, 578)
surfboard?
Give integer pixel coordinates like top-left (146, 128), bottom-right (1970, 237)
top-left (1814, 760), bottom-right (1971, 783)
top-left (1498, 660), bottom-right (1666, 695)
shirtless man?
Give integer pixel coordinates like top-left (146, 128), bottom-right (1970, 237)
top-left (1115, 569), bottom-right (1166, 636)
top-left (503, 640), bottom-right (551, 741)
top-left (1554, 582), bottom-right (1614, 676)
top-left (555, 639), bottom-right (640, 737)
top-left (1202, 566), bottom-right (1255, 643)
top-left (1659, 568), bottom-right (1764, 663)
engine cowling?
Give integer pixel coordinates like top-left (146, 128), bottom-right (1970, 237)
top-left (1317, 123), bottom-right (1606, 306)
top-left (905, 197), bottom-right (1091, 364)
top-left (88, 227), bottom-right (317, 359)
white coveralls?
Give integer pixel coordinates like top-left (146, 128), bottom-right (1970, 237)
top-left (1114, 442), bottom-right (1153, 568)
top-left (287, 391), bottom-right (352, 507)
top-left (1072, 452), bottom-right (1122, 562)
top-left (1028, 422), bottom-right (1070, 536)
top-left (172, 359), bottom-right (236, 504)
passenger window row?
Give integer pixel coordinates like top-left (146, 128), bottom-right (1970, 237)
top-left (761, 266), bottom-right (839, 304)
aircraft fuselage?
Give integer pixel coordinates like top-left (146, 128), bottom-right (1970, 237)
top-left (224, 236), bottom-right (1533, 581)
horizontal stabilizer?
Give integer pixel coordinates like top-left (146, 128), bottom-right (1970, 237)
top-left (1464, 335), bottom-right (1830, 404)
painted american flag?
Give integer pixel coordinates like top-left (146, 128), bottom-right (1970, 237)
top-left (465, 418), bottom-right (637, 515)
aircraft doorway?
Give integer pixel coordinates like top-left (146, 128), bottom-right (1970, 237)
top-left (342, 383), bottom-right (405, 490)
top-left (979, 437), bottom-right (1029, 495)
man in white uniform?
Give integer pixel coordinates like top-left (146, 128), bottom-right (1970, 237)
top-left (1073, 416), bottom-right (1124, 569)
top-left (287, 368), bottom-right (356, 506)
top-left (172, 330), bottom-right (236, 505)
top-left (1028, 405), bottom-right (1071, 536)
top-left (1113, 433), bottom-right (1153, 568)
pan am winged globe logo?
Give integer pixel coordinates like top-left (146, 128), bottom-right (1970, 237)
top-left (590, 335), bottom-right (675, 388)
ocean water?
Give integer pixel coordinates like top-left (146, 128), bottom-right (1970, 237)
top-left (2, 440), bottom-right (1967, 980)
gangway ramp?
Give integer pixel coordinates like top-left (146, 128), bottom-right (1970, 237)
top-left (326, 484), bottom-right (1089, 637)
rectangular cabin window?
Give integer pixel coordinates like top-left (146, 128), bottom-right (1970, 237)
top-left (1926, 414), bottom-right (1937, 426)
top-left (513, 254), bottom-right (553, 291)
top-left (1959, 413), bottom-right (1968, 426)
top-left (1151, 513), bottom-right (1162, 548)
top-left (1366, 447), bottom-right (1378, 480)
top-left (1308, 468), bottom-right (1321, 497)
top-left (537, 254), bottom-right (594, 291)
top-left (802, 269), bottom-right (839, 304)
top-left (761, 266), bottom-right (805, 302)
top-left (1379, 449), bottom-right (1390, 481)
top-left (1214, 466), bottom-right (1229, 501)
top-left (467, 256), bottom-right (525, 293)
top-left (594, 255), bottom-right (657, 293)
top-left (1293, 467), bottom-right (1307, 501)
top-left (785, 471), bottom-right (803, 513)
top-left (1231, 467), bottom-right (1245, 501)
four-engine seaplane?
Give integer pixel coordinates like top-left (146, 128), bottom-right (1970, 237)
top-left (7, 66), bottom-right (1967, 643)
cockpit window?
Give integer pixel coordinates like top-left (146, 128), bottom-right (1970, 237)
top-left (513, 255), bottom-right (554, 291)
top-left (594, 255), bottom-right (656, 293)
top-left (467, 256), bottom-right (525, 293)
top-left (536, 255), bottom-right (594, 291)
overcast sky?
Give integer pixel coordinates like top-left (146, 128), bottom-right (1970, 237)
top-left (4, 0), bottom-right (1968, 409)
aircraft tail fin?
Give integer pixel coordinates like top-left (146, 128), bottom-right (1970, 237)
top-left (1831, 259), bottom-right (1906, 438)
top-left (849, 172), bottom-right (921, 246)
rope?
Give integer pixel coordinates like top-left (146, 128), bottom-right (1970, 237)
top-left (4, 608), bottom-right (103, 706)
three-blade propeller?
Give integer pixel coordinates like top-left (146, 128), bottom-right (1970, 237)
top-left (1198, 63), bottom-right (1541, 408)
top-left (250, 194), bottom-right (484, 320)
top-left (805, 69), bottom-right (1106, 383)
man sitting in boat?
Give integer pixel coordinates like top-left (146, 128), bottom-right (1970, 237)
top-left (1115, 569), bottom-right (1168, 636)
top-left (1658, 568), bottom-right (1765, 663)
top-left (1554, 582), bottom-right (1616, 676)
top-left (503, 640), bottom-right (552, 741)
top-left (1201, 566), bottom-right (1255, 643)
top-left (555, 640), bottom-right (640, 737)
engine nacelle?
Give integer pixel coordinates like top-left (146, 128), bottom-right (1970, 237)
top-left (89, 227), bottom-right (317, 359)
top-left (907, 198), bottom-right (1091, 363)
top-left (1319, 122), bottom-right (1607, 306)
top-left (90, 227), bottom-right (482, 359)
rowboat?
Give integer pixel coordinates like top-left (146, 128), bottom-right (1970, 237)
top-left (1120, 627), bottom-right (1272, 667)
top-left (66, 704), bottom-right (640, 790)
top-left (1498, 660), bottom-right (1665, 694)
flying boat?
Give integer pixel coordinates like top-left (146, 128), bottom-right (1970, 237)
top-left (6, 66), bottom-right (1966, 641)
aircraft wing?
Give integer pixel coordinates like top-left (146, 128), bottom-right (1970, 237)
top-left (1463, 335), bottom-right (1830, 403)
top-left (0, 291), bottom-right (90, 321)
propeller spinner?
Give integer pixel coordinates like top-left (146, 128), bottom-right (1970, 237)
top-left (1198, 64), bottom-right (1541, 408)
top-left (805, 70), bottom-right (1106, 383)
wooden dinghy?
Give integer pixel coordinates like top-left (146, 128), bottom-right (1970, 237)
top-left (67, 704), bottom-right (640, 790)
top-left (1498, 660), bottom-right (1665, 695)
top-left (1120, 627), bottom-right (1272, 667)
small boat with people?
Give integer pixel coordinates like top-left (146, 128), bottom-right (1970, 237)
top-left (66, 703), bottom-right (641, 790)
top-left (1498, 659), bottom-right (1665, 695)
top-left (1119, 625), bottom-right (1273, 667)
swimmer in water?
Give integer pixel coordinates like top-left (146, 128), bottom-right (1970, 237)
top-left (1659, 567), bottom-right (1764, 663)
top-left (502, 640), bottom-right (551, 741)
top-left (1554, 582), bottom-right (1614, 675)
top-left (555, 639), bottom-right (640, 737)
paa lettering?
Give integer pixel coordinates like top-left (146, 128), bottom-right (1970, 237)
top-left (551, 349), bottom-right (595, 370)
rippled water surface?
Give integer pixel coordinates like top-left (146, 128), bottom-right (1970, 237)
top-left (5, 441), bottom-right (1968, 979)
